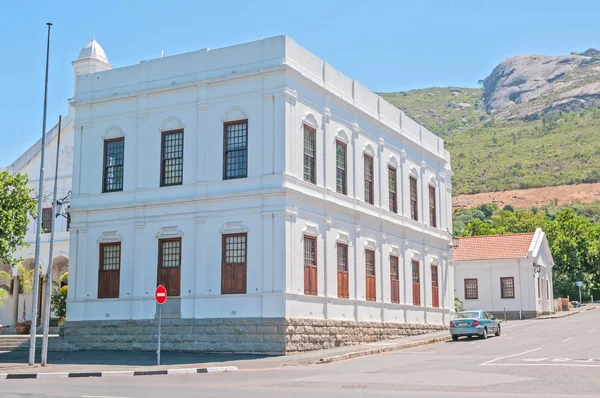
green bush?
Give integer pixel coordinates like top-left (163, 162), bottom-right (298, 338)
top-left (51, 285), bottom-right (67, 319)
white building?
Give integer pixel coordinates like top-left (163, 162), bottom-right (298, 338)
top-left (65, 35), bottom-right (454, 354)
top-left (453, 228), bottom-right (554, 320)
top-left (0, 39), bottom-right (111, 328)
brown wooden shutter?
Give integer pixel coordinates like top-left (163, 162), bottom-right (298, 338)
top-left (412, 260), bottom-right (420, 306)
top-left (304, 236), bottom-right (317, 295)
top-left (366, 250), bottom-right (376, 301)
top-left (157, 238), bottom-right (182, 297)
top-left (98, 243), bottom-right (121, 299)
top-left (337, 244), bottom-right (349, 299)
top-left (431, 264), bottom-right (439, 308)
top-left (390, 255), bottom-right (400, 304)
top-left (222, 233), bottom-right (247, 294)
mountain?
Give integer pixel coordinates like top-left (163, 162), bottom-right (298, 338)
top-left (379, 49), bottom-right (600, 196)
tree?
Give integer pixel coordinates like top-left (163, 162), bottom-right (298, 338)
top-left (0, 270), bottom-right (11, 310)
top-left (51, 285), bottom-right (67, 320)
top-left (0, 172), bottom-right (37, 266)
top-left (16, 263), bottom-right (36, 322)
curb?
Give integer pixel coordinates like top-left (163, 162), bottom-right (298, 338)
top-left (314, 335), bottom-right (452, 364)
top-left (0, 365), bottom-right (237, 380)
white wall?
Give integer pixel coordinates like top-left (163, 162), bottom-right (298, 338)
top-left (69, 35), bottom-right (453, 325)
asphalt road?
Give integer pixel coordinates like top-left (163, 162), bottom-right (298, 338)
top-left (1, 308), bottom-right (599, 397)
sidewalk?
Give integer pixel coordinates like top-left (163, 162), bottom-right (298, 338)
top-left (0, 329), bottom-right (450, 378)
top-left (534, 303), bottom-right (597, 320)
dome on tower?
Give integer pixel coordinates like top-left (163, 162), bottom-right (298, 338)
top-left (77, 38), bottom-right (109, 64)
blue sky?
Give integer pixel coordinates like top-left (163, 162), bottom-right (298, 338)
top-left (1, 0), bottom-right (598, 165)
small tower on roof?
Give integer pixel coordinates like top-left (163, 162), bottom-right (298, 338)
top-left (72, 37), bottom-right (112, 94)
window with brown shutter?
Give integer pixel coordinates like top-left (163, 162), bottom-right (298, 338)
top-left (41, 208), bottom-right (52, 233)
top-left (501, 277), bottom-right (515, 299)
top-left (366, 249), bottom-right (376, 301)
top-left (412, 260), bottom-right (420, 306)
top-left (98, 243), bottom-right (121, 299)
top-left (410, 176), bottom-right (418, 221)
top-left (303, 125), bottom-right (316, 184)
top-left (464, 278), bottom-right (478, 299)
top-left (103, 138), bottom-right (124, 193)
top-left (223, 120), bottom-right (248, 180)
top-left (388, 167), bottom-right (397, 213)
top-left (160, 130), bottom-right (184, 186)
top-left (336, 141), bottom-right (347, 195)
top-left (157, 238), bottom-right (181, 297)
top-left (431, 264), bottom-right (439, 308)
top-left (364, 155), bottom-right (374, 205)
top-left (304, 236), bottom-right (317, 295)
top-left (337, 244), bottom-right (349, 299)
top-left (390, 255), bottom-right (399, 304)
top-left (429, 185), bottom-right (437, 228)
top-left (221, 233), bottom-right (247, 294)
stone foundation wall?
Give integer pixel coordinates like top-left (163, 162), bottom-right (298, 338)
top-left (58, 318), bottom-right (447, 355)
top-left (490, 311), bottom-right (537, 321)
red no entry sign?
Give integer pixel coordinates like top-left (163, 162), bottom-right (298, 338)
top-left (155, 285), bottom-right (167, 305)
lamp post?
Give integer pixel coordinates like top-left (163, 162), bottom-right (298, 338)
top-left (29, 22), bottom-right (53, 366)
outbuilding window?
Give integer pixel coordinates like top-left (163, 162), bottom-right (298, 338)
top-left (464, 278), bottom-right (478, 300)
top-left (501, 277), bottom-right (515, 299)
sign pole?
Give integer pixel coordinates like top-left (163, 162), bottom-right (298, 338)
top-left (157, 305), bottom-right (162, 366)
top-left (579, 285), bottom-right (582, 304)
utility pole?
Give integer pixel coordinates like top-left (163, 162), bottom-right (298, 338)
top-left (29, 22), bottom-right (53, 366)
top-left (41, 115), bottom-right (61, 366)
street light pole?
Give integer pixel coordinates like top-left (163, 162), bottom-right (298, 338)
top-left (41, 115), bottom-right (61, 366)
top-left (29, 22), bottom-right (53, 366)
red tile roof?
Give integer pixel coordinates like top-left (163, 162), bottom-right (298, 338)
top-left (453, 233), bottom-right (535, 261)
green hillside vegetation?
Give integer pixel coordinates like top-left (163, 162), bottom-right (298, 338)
top-left (380, 90), bottom-right (600, 195)
top-left (453, 202), bottom-right (600, 300)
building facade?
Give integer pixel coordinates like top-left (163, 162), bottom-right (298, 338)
top-left (453, 229), bottom-right (554, 320)
top-left (66, 36), bottom-right (453, 353)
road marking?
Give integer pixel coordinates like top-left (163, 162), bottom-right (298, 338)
top-left (483, 363), bottom-right (600, 368)
top-left (561, 337), bottom-right (574, 342)
top-left (480, 347), bottom-right (542, 366)
top-left (588, 328), bottom-right (596, 333)
top-left (523, 358), bottom-right (549, 362)
top-left (552, 358), bottom-right (571, 362)
top-left (82, 396), bottom-right (132, 398)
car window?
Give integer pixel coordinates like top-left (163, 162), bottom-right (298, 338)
top-left (482, 312), bottom-right (489, 319)
top-left (456, 311), bottom-right (480, 319)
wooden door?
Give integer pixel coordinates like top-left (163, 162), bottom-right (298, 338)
top-left (337, 244), bottom-right (349, 299)
top-left (157, 238), bottom-right (182, 297)
top-left (431, 264), bottom-right (439, 308)
top-left (412, 260), bottom-right (420, 306)
top-left (366, 250), bottom-right (376, 301)
top-left (222, 234), bottom-right (247, 294)
top-left (304, 236), bottom-right (317, 295)
top-left (98, 243), bottom-right (121, 299)
top-left (390, 255), bottom-right (400, 304)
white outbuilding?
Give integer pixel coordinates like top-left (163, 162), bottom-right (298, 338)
top-left (453, 228), bottom-right (554, 319)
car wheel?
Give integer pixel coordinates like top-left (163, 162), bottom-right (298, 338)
top-left (452, 335), bottom-right (459, 341)
top-left (495, 324), bottom-right (501, 337)
top-left (480, 327), bottom-right (488, 339)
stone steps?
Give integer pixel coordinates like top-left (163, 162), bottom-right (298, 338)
top-left (0, 335), bottom-right (59, 352)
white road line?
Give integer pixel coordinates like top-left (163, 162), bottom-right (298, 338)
top-left (480, 347), bottom-right (542, 366)
top-left (484, 363), bottom-right (600, 368)
top-left (562, 337), bottom-right (574, 342)
top-left (523, 358), bottom-right (550, 362)
top-left (588, 329), bottom-right (596, 333)
top-left (81, 396), bottom-right (132, 398)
